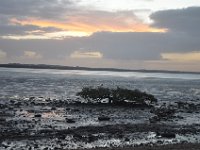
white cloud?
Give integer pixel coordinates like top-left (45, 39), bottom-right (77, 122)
top-left (0, 49), bottom-right (7, 59)
top-left (23, 51), bottom-right (42, 59)
top-left (70, 51), bottom-right (103, 59)
top-left (77, 0), bottom-right (200, 13)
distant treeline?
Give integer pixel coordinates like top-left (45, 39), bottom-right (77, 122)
top-left (0, 63), bottom-right (199, 74)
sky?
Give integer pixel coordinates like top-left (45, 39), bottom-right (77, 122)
top-left (0, 0), bottom-right (200, 72)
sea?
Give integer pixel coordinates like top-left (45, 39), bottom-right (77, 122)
top-left (0, 67), bottom-right (200, 104)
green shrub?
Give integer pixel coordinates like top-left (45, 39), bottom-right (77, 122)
top-left (77, 87), bottom-right (157, 105)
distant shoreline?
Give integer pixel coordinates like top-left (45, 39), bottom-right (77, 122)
top-left (0, 63), bottom-right (200, 74)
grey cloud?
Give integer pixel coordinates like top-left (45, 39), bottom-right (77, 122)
top-left (0, 0), bottom-right (74, 36)
top-left (0, 15), bottom-right (62, 36)
top-left (0, 24), bottom-right (62, 36)
top-left (1, 30), bottom-right (200, 62)
top-left (72, 31), bottom-right (200, 60)
top-left (0, 0), bottom-right (74, 19)
top-left (150, 7), bottom-right (200, 35)
top-left (0, 7), bottom-right (200, 64)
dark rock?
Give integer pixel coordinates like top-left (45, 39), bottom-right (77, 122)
top-left (51, 107), bottom-right (56, 110)
top-left (29, 97), bottom-right (35, 100)
top-left (10, 100), bottom-right (16, 104)
top-left (34, 144), bottom-right (39, 148)
top-left (66, 108), bottom-right (70, 111)
top-left (15, 102), bottom-right (22, 106)
top-left (157, 132), bottom-right (176, 138)
top-left (34, 114), bottom-right (42, 118)
top-left (0, 118), bottom-right (6, 122)
top-left (117, 134), bottom-right (123, 138)
top-left (45, 98), bottom-right (51, 102)
top-left (177, 116), bottom-right (184, 119)
top-left (73, 109), bottom-right (80, 112)
top-left (59, 135), bottom-right (66, 140)
top-left (98, 116), bottom-right (110, 121)
top-left (187, 110), bottom-right (193, 113)
top-left (88, 134), bottom-right (97, 143)
top-left (149, 116), bottom-right (160, 123)
top-left (151, 105), bottom-right (176, 121)
top-left (125, 137), bottom-right (130, 141)
top-left (66, 118), bottom-right (75, 123)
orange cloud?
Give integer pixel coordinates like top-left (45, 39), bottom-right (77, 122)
top-left (161, 51), bottom-right (200, 62)
top-left (70, 51), bottom-right (103, 59)
top-left (23, 51), bottom-right (42, 59)
top-left (10, 12), bottom-right (166, 38)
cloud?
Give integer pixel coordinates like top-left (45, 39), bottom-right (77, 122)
top-left (7, 10), bottom-right (165, 39)
top-left (70, 51), bottom-right (103, 59)
top-left (0, 15), bottom-right (63, 39)
top-left (161, 51), bottom-right (200, 62)
top-left (0, 0), bottom-right (77, 39)
top-left (0, 50), bottom-right (7, 59)
top-left (0, 0), bottom-right (74, 19)
top-left (0, 24), bottom-right (61, 37)
top-left (150, 7), bottom-right (200, 35)
top-left (23, 51), bottom-right (42, 59)
top-left (2, 31), bottom-right (88, 40)
top-left (1, 7), bottom-right (200, 71)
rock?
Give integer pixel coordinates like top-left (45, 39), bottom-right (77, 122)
top-left (34, 144), bottom-right (39, 148)
top-left (125, 137), bottom-right (130, 141)
top-left (88, 134), bottom-right (97, 143)
top-left (187, 110), bottom-right (193, 113)
top-left (66, 118), bottom-right (75, 123)
top-left (29, 97), bottom-right (35, 101)
top-left (73, 109), bottom-right (80, 112)
top-left (98, 116), bottom-right (110, 121)
top-left (101, 98), bottom-right (110, 104)
top-left (149, 116), bottom-right (160, 123)
top-left (10, 100), bottom-right (16, 104)
top-left (157, 132), bottom-right (176, 138)
top-left (59, 135), bottom-right (66, 140)
top-left (151, 105), bottom-right (176, 121)
top-left (51, 107), bottom-right (56, 110)
top-left (66, 108), bottom-right (70, 111)
top-left (0, 118), bottom-right (6, 122)
top-left (34, 114), bottom-right (42, 118)
top-left (45, 98), bottom-right (51, 102)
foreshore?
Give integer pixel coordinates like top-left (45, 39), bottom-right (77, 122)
top-left (81, 143), bottom-right (200, 150)
top-left (1, 96), bottom-right (200, 149)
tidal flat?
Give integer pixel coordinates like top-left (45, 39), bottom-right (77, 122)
top-left (1, 68), bottom-right (200, 149)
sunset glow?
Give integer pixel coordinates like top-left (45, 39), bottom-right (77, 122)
top-left (0, 0), bottom-right (200, 71)
top-left (70, 51), bottom-right (103, 59)
top-left (161, 52), bottom-right (200, 62)
top-left (10, 17), bottom-right (166, 39)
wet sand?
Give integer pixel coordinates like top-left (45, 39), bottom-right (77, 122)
top-left (84, 143), bottom-right (200, 150)
top-left (1, 97), bottom-right (200, 149)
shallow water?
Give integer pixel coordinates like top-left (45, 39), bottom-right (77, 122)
top-left (0, 67), bottom-right (200, 104)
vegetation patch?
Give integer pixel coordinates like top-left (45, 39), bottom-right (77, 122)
top-left (77, 87), bottom-right (157, 106)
